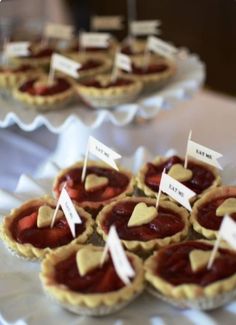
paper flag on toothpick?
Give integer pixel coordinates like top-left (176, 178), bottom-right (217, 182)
top-left (208, 215), bottom-right (236, 269)
top-left (115, 52), bottom-right (132, 72)
top-left (81, 136), bottom-right (121, 182)
top-left (44, 23), bottom-right (74, 40)
top-left (130, 20), bottom-right (161, 36)
top-left (51, 186), bottom-right (82, 237)
top-left (158, 170), bottom-right (196, 211)
top-left (48, 53), bottom-right (81, 84)
top-left (91, 15), bottom-right (123, 31)
top-left (147, 36), bottom-right (177, 60)
top-left (101, 225), bottom-right (135, 285)
top-left (5, 42), bottom-right (30, 57)
top-left (80, 32), bottom-right (111, 48)
top-left (185, 130), bottom-right (223, 170)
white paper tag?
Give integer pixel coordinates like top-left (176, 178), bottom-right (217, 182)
top-left (91, 15), bottom-right (123, 30)
top-left (115, 52), bottom-right (132, 72)
top-left (102, 226), bottom-right (135, 285)
top-left (208, 215), bottom-right (236, 269)
top-left (219, 215), bottom-right (236, 249)
top-left (51, 53), bottom-right (80, 79)
top-left (159, 172), bottom-right (196, 211)
top-left (44, 23), bottom-right (74, 40)
top-left (187, 139), bottom-right (223, 170)
top-left (88, 136), bottom-right (121, 170)
top-left (147, 36), bottom-right (177, 59)
top-left (51, 187), bottom-right (82, 237)
top-left (130, 20), bottom-right (160, 36)
top-left (5, 42), bottom-right (30, 57)
top-left (80, 32), bottom-right (111, 48)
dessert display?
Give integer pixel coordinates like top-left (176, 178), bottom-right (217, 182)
top-left (53, 161), bottom-right (134, 215)
top-left (13, 74), bottom-right (75, 110)
top-left (0, 196), bottom-right (94, 259)
top-left (76, 74), bottom-right (142, 108)
top-left (120, 56), bottom-right (176, 91)
top-left (0, 63), bottom-right (41, 90)
top-left (68, 53), bottom-right (112, 79)
top-left (145, 240), bottom-right (236, 309)
top-left (137, 155), bottom-right (221, 200)
top-left (96, 197), bottom-right (189, 252)
top-left (40, 243), bottom-right (144, 315)
top-left (190, 186), bottom-right (236, 239)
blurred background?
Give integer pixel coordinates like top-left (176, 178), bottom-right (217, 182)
top-left (0, 0), bottom-right (235, 96)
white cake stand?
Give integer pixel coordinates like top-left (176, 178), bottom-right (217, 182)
top-left (0, 52), bottom-right (205, 165)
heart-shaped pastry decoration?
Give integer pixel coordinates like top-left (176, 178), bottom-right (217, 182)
top-left (128, 202), bottom-right (157, 227)
top-left (76, 247), bottom-right (108, 276)
top-left (37, 205), bottom-right (63, 228)
top-left (168, 164), bottom-right (193, 182)
top-left (216, 198), bottom-right (236, 217)
top-left (189, 249), bottom-right (220, 272)
top-left (85, 174), bottom-right (109, 192)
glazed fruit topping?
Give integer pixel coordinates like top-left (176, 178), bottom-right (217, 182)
top-left (102, 201), bottom-right (184, 241)
top-left (55, 252), bottom-right (131, 293)
top-left (156, 241), bottom-right (236, 286)
top-left (10, 205), bottom-right (85, 248)
top-left (145, 156), bottom-right (215, 195)
top-left (19, 77), bottom-right (71, 96)
top-left (197, 196), bottom-right (236, 230)
top-left (54, 166), bottom-right (130, 204)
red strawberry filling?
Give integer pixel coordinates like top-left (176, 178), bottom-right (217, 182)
top-left (155, 241), bottom-right (236, 286)
top-left (101, 201), bottom-right (184, 241)
top-left (54, 166), bottom-right (130, 204)
top-left (197, 196), bottom-right (236, 230)
top-left (10, 205), bottom-right (85, 248)
top-left (54, 252), bottom-right (133, 293)
top-left (145, 155), bottom-right (215, 195)
top-left (19, 77), bottom-right (71, 96)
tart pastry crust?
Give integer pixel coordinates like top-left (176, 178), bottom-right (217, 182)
top-left (76, 75), bottom-right (142, 108)
top-left (0, 196), bottom-right (94, 260)
top-left (40, 243), bottom-right (144, 313)
top-left (145, 239), bottom-right (236, 300)
top-left (53, 160), bottom-right (135, 210)
top-left (13, 75), bottom-right (75, 111)
top-left (190, 186), bottom-right (236, 239)
top-left (120, 56), bottom-right (176, 91)
top-left (96, 197), bottom-right (189, 252)
top-left (136, 155), bottom-right (221, 200)
top-left (0, 65), bottom-right (41, 89)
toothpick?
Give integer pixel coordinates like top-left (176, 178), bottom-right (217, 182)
top-left (50, 183), bottom-right (66, 228)
top-left (81, 140), bottom-right (90, 182)
top-left (207, 233), bottom-right (221, 269)
top-left (155, 168), bottom-right (166, 210)
top-left (143, 44), bottom-right (151, 72)
top-left (48, 60), bottom-right (55, 85)
top-left (184, 130), bottom-right (192, 169)
top-left (111, 47), bottom-right (121, 83)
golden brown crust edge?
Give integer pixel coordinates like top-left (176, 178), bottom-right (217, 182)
top-left (96, 197), bottom-right (190, 252)
top-left (53, 160), bottom-right (135, 210)
top-left (190, 186), bottom-right (236, 239)
top-left (0, 196), bottom-right (94, 260)
top-left (40, 243), bottom-right (144, 308)
top-left (144, 239), bottom-right (236, 300)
